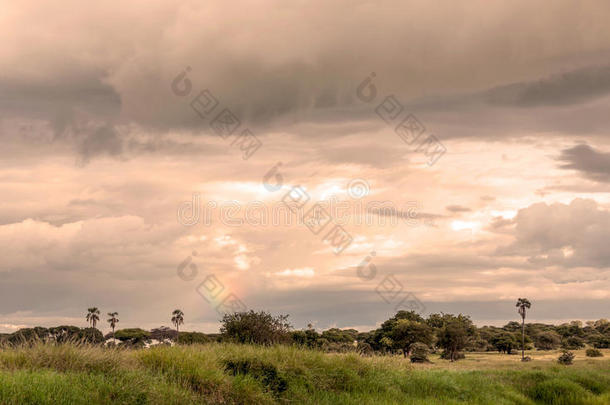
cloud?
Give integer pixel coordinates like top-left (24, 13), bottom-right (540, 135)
top-left (557, 144), bottom-right (610, 183)
top-left (484, 65), bottom-right (610, 107)
top-left (273, 268), bottom-right (315, 278)
top-left (497, 199), bottom-right (610, 268)
top-left (446, 205), bottom-right (471, 213)
top-left (77, 125), bottom-right (123, 164)
top-left (3, 0), bottom-right (610, 163)
top-left (2, 0), bottom-right (610, 333)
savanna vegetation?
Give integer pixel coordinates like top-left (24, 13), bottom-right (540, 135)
top-left (0, 343), bottom-right (608, 404)
top-left (1, 300), bottom-right (609, 404)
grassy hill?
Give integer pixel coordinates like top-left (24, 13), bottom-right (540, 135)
top-left (0, 344), bottom-right (608, 404)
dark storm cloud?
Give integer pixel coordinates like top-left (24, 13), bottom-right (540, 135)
top-left (0, 77), bottom-right (121, 126)
top-left (2, 0), bottom-right (610, 162)
top-left (557, 144), bottom-right (610, 183)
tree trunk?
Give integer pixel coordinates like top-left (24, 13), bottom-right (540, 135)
top-left (521, 316), bottom-right (525, 360)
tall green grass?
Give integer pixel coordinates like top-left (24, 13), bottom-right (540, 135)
top-left (0, 343), bottom-right (608, 404)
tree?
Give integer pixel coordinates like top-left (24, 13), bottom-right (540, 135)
top-left (178, 332), bottom-right (211, 345)
top-left (107, 312), bottom-right (119, 340)
top-left (220, 310), bottom-right (291, 345)
top-left (78, 327), bottom-right (104, 344)
top-left (114, 328), bottom-right (151, 347)
top-left (321, 328), bottom-right (358, 344)
top-left (86, 307), bottom-right (100, 329)
top-left (390, 319), bottom-right (434, 357)
top-left (171, 309), bottom-right (184, 334)
top-left (8, 327), bottom-right (49, 346)
top-left (535, 331), bottom-right (561, 350)
top-left (48, 325), bottom-right (81, 343)
top-left (150, 326), bottom-right (178, 341)
top-left (380, 311), bottom-right (425, 333)
top-left (516, 298), bottom-right (531, 361)
top-left (490, 332), bottom-right (519, 354)
top-left (436, 315), bottom-right (476, 361)
top-left (562, 336), bottom-right (585, 350)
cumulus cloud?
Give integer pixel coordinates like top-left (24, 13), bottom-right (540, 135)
top-left (497, 199), bottom-right (610, 268)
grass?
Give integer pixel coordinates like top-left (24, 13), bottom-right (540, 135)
top-left (0, 344), bottom-right (608, 404)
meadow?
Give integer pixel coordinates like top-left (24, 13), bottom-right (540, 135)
top-left (0, 344), bottom-right (608, 404)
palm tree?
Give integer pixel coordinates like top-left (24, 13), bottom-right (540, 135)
top-left (171, 309), bottom-right (184, 335)
top-left (516, 298), bottom-right (531, 360)
top-left (86, 307), bottom-right (101, 329)
top-left (107, 312), bottom-right (119, 340)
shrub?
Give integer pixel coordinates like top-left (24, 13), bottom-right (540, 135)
top-left (223, 358), bottom-right (288, 396)
top-left (585, 348), bottom-right (603, 357)
top-left (557, 350), bottom-right (575, 365)
top-left (409, 343), bottom-right (430, 363)
top-left (526, 378), bottom-right (588, 403)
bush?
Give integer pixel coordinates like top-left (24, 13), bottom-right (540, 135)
top-left (585, 348), bottom-right (603, 357)
top-left (526, 378), bottom-right (589, 404)
top-left (223, 358), bottom-right (288, 396)
top-left (557, 350), bottom-right (575, 365)
top-left (409, 342), bottom-right (430, 363)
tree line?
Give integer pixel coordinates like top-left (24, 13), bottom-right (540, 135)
top-left (2, 299), bottom-right (608, 362)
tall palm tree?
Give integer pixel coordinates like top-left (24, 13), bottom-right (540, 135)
top-left (107, 312), bottom-right (119, 340)
top-left (171, 309), bottom-right (184, 335)
top-left (86, 307), bottom-right (101, 329)
top-left (516, 298), bottom-right (531, 360)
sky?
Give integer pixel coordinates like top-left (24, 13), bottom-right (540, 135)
top-left (1, 0), bottom-right (610, 334)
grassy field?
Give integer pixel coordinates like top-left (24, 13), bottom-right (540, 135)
top-left (0, 344), bottom-right (608, 404)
